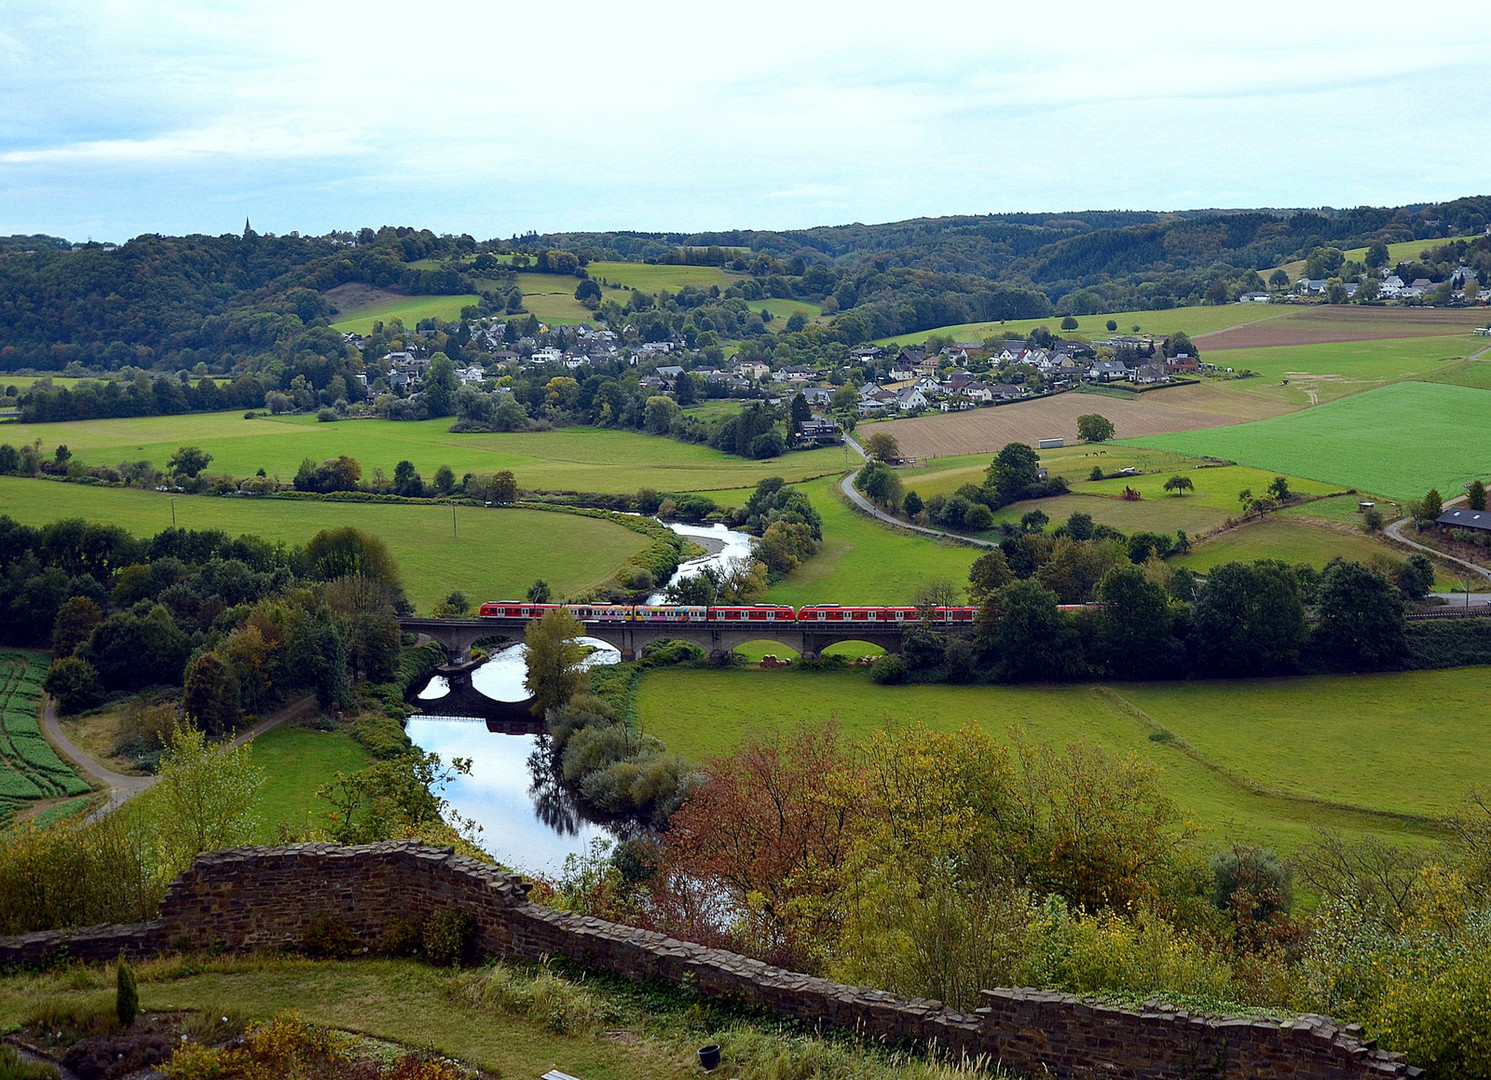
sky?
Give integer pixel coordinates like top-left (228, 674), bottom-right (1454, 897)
top-left (3, 0), bottom-right (1489, 243)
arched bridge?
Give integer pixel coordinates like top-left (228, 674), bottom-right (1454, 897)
top-left (400, 616), bottom-right (962, 662)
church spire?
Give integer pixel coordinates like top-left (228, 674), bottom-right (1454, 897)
top-left (243, 217), bottom-right (253, 240)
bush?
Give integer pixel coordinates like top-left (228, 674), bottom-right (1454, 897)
top-left (870, 654), bottom-right (908, 685)
top-left (115, 954), bottom-right (138, 1028)
top-left (302, 914), bottom-right (359, 958)
top-left (42, 656), bottom-right (104, 714)
top-left (458, 961), bottom-right (607, 1035)
top-left (423, 909), bottom-right (475, 967)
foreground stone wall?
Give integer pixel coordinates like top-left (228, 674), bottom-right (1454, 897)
top-left (0, 843), bottom-right (1419, 1080)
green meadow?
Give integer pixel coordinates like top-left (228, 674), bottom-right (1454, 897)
top-left (330, 294), bottom-right (481, 335)
top-left (764, 476), bottom-right (981, 606)
top-left (248, 722), bottom-right (372, 842)
top-left (1172, 517), bottom-right (1430, 579)
top-left (0, 477), bottom-right (649, 612)
top-left (0, 414), bottom-right (848, 494)
top-left (584, 261), bottom-right (738, 293)
top-left (1128, 381), bottom-right (1491, 500)
top-left (1200, 335), bottom-right (1481, 407)
top-left (635, 664), bottom-right (1488, 852)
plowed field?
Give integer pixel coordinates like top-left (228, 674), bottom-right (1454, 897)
top-left (870, 387), bottom-right (1286, 459)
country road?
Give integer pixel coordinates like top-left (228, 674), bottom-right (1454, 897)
top-left (840, 434), bottom-right (997, 548)
top-left (1385, 515), bottom-right (1491, 585)
top-left (41, 693), bottom-right (318, 820)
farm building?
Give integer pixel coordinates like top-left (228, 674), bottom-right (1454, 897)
top-left (1437, 508), bottom-right (1491, 533)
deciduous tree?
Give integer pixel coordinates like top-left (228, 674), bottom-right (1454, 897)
top-left (524, 608), bottom-right (589, 717)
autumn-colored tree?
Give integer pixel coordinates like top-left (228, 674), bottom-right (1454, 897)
top-left (655, 723), bottom-right (862, 970)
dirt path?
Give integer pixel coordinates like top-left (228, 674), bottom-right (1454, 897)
top-left (40, 694), bottom-right (318, 821)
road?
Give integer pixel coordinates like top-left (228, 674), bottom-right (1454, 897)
top-left (839, 434), bottom-right (997, 549)
top-left (41, 694), bottom-right (317, 820)
top-left (1384, 514), bottom-right (1491, 585)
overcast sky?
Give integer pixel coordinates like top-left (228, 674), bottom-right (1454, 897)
top-left (3, 0), bottom-right (1489, 243)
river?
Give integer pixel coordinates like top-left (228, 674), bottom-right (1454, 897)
top-left (404, 518), bottom-right (754, 874)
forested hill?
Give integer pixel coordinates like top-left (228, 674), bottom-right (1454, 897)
top-left (528, 196), bottom-right (1491, 280)
top-left (1, 195), bottom-right (1488, 376)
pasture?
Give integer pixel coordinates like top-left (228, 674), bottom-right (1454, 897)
top-left (0, 414), bottom-right (849, 494)
top-left (329, 293), bottom-right (481, 335)
top-left (755, 298), bottom-right (824, 327)
top-left (764, 476), bottom-right (980, 606)
top-left (0, 651), bottom-right (91, 824)
top-left (583, 261), bottom-right (737, 293)
top-left (1171, 517), bottom-right (1433, 580)
top-left (634, 664), bottom-right (1489, 852)
top-left (0, 477), bottom-right (651, 612)
top-left (512, 273), bottom-right (595, 324)
top-left (1128, 381), bottom-right (1491, 500)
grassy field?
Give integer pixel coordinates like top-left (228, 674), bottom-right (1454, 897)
top-left (0, 478), bottom-right (651, 611)
top-left (764, 476), bottom-right (981, 605)
top-left (1172, 517), bottom-right (1427, 577)
top-left (0, 958), bottom-right (699, 1080)
top-left (1, 375), bottom-right (88, 392)
top-left (1191, 334), bottom-right (1482, 408)
top-left (0, 414), bottom-right (849, 494)
top-left (1269, 235), bottom-right (1478, 283)
top-left (249, 722), bottom-right (372, 842)
top-left (873, 304), bottom-right (1276, 348)
top-left (635, 664), bottom-right (1487, 852)
top-left (1127, 381), bottom-right (1491, 500)
top-left (756, 298), bottom-right (824, 327)
top-left (584, 261), bottom-right (737, 293)
top-left (0, 651), bottom-right (91, 824)
top-left (330, 294), bottom-right (481, 335)
top-left (1421, 357), bottom-right (1491, 391)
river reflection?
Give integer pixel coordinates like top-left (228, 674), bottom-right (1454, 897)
top-left (404, 518), bottom-right (756, 874)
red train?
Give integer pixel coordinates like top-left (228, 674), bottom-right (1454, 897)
top-left (476, 602), bottom-right (985, 625)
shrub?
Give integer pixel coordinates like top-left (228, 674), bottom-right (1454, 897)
top-left (115, 953), bottom-right (138, 1028)
top-left (870, 654), bottom-right (908, 685)
top-left (381, 913), bottom-right (427, 957)
top-left (302, 914), bottom-right (359, 958)
top-left (423, 909), bottom-right (476, 967)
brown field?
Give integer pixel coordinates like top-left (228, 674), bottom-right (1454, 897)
top-left (871, 386), bottom-right (1289, 459)
top-left (1198, 305), bottom-right (1490, 351)
top-left (323, 282), bottom-right (404, 314)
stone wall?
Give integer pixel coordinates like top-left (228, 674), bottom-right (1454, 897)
top-left (0, 843), bottom-right (1419, 1080)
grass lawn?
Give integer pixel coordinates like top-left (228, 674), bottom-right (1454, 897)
top-left (1174, 516), bottom-right (1430, 577)
top-left (330, 294), bottom-right (481, 335)
top-left (764, 476), bottom-right (980, 605)
top-left (874, 305), bottom-right (1275, 348)
top-left (0, 477), bottom-right (650, 612)
top-left (1126, 381), bottom-right (1491, 501)
top-left (0, 414), bottom-right (848, 495)
top-left (248, 722), bottom-right (372, 842)
top-left (0, 958), bottom-right (697, 1080)
top-left (635, 664), bottom-right (1482, 852)
top-left (584, 261), bottom-right (737, 294)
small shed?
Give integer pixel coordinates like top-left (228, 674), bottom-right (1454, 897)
top-left (1038, 438), bottom-right (1064, 449)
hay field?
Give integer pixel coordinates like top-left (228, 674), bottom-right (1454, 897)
top-left (1197, 305), bottom-right (1489, 351)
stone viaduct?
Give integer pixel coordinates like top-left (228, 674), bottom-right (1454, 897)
top-left (401, 615), bottom-right (949, 662)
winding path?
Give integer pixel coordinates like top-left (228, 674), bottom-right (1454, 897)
top-left (41, 694), bottom-right (317, 820)
top-left (839, 434), bottom-right (997, 548)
